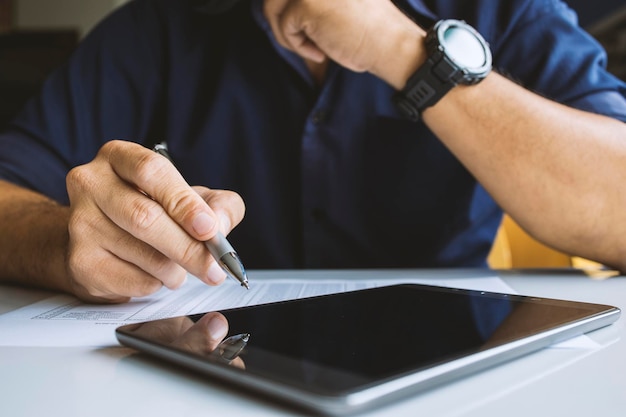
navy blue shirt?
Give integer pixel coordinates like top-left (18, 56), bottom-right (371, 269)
top-left (1, 0), bottom-right (625, 270)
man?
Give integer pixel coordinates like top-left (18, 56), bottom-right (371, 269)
top-left (0, 0), bottom-right (625, 303)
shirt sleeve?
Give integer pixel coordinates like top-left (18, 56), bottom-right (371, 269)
top-left (489, 0), bottom-right (626, 122)
top-left (0, 0), bottom-right (168, 204)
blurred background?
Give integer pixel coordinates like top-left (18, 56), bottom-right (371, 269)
top-left (0, 0), bottom-right (128, 129)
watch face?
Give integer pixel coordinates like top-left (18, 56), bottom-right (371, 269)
top-left (439, 22), bottom-right (489, 70)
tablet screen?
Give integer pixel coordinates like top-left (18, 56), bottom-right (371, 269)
top-left (116, 284), bottom-right (619, 413)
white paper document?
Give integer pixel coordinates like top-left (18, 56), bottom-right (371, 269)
top-left (0, 274), bottom-right (597, 348)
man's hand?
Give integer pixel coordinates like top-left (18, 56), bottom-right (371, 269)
top-left (64, 140), bottom-right (245, 303)
top-left (264, 0), bottom-right (426, 89)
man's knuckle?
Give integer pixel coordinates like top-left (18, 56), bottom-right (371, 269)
top-left (128, 197), bottom-right (162, 232)
top-left (66, 165), bottom-right (93, 194)
top-left (134, 152), bottom-right (169, 186)
top-left (165, 191), bottom-right (202, 222)
top-left (101, 139), bottom-right (122, 154)
top-left (179, 240), bottom-right (202, 267)
top-left (149, 251), bottom-right (173, 276)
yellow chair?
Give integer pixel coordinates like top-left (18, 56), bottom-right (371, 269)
top-left (488, 215), bottom-right (604, 269)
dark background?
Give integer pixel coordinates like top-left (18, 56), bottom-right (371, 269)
top-left (567, 0), bottom-right (624, 27)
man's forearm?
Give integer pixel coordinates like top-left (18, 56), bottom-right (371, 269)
top-left (0, 180), bottom-right (72, 292)
top-left (423, 73), bottom-right (626, 269)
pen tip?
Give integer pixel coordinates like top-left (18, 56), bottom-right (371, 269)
top-left (242, 281), bottom-right (250, 290)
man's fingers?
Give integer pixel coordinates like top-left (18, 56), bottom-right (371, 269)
top-left (99, 219), bottom-right (189, 290)
top-left (102, 140), bottom-right (220, 242)
top-left (67, 176), bottom-right (189, 298)
top-left (68, 243), bottom-right (165, 302)
top-left (66, 140), bottom-right (245, 301)
top-left (78, 162), bottom-right (215, 283)
top-left (87, 141), bottom-right (235, 283)
top-left (195, 187), bottom-right (245, 235)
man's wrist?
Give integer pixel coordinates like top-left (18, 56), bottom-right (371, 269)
top-left (368, 13), bottom-right (427, 90)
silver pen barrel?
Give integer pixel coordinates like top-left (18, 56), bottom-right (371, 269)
top-left (206, 232), bottom-right (249, 289)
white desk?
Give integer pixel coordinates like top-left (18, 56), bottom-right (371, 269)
top-left (1, 269), bottom-right (625, 417)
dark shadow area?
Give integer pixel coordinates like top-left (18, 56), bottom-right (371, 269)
top-left (587, 7), bottom-right (626, 80)
top-left (0, 29), bottom-right (78, 130)
top-left (566, 0), bottom-right (624, 27)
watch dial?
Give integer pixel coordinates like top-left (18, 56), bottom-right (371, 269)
top-left (441, 26), bottom-right (487, 69)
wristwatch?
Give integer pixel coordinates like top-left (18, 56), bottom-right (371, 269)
top-left (393, 19), bottom-right (492, 121)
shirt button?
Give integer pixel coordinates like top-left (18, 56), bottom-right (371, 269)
top-left (311, 109), bottom-right (327, 125)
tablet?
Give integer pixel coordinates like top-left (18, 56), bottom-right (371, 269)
top-left (115, 284), bottom-right (620, 415)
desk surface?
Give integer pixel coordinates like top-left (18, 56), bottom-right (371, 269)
top-left (1, 269), bottom-right (625, 417)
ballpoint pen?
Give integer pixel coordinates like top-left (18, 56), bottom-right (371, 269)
top-left (152, 142), bottom-right (249, 289)
top-left (216, 332), bottom-right (250, 363)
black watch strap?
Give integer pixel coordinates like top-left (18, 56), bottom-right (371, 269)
top-left (392, 19), bottom-right (491, 122)
top-left (392, 56), bottom-right (456, 122)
